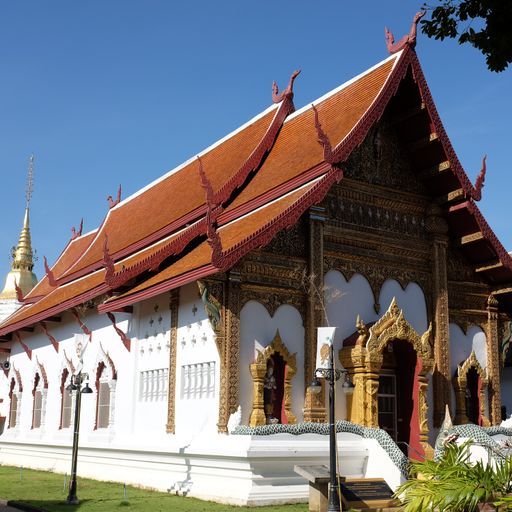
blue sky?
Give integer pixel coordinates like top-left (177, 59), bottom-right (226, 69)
top-left (0, 1), bottom-right (510, 281)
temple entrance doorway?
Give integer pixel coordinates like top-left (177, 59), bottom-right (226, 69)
top-left (466, 367), bottom-right (480, 425)
top-left (378, 339), bottom-right (418, 457)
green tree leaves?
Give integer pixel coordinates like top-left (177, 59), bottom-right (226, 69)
top-left (421, 1), bottom-right (512, 72)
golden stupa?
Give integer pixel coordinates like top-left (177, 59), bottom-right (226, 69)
top-left (0, 156), bottom-right (38, 301)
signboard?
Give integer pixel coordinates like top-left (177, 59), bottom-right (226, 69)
top-left (315, 327), bottom-right (336, 370)
top-left (340, 478), bottom-right (399, 509)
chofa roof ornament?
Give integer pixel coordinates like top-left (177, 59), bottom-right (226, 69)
top-left (385, 11), bottom-right (425, 54)
top-left (272, 69), bottom-right (301, 104)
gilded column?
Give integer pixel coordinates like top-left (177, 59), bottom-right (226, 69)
top-left (486, 294), bottom-right (502, 424)
top-left (426, 204), bottom-right (451, 426)
top-left (418, 373), bottom-right (434, 459)
top-left (218, 270), bottom-right (241, 433)
top-left (303, 206), bottom-right (327, 423)
top-left (166, 288), bottom-right (180, 433)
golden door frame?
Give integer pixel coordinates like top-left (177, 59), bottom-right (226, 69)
top-left (453, 350), bottom-right (490, 426)
top-left (340, 298), bottom-right (434, 458)
top-left (249, 330), bottom-right (297, 427)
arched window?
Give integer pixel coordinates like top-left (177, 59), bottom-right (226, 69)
top-left (60, 368), bottom-right (73, 429)
top-left (94, 358), bottom-right (116, 430)
top-left (32, 373), bottom-right (43, 429)
top-left (8, 378), bottom-right (20, 429)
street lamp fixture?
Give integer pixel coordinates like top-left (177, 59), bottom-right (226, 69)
top-left (310, 344), bottom-right (354, 512)
top-left (66, 372), bottom-right (93, 505)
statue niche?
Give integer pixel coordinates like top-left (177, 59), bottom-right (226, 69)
top-left (249, 331), bottom-right (297, 427)
top-left (453, 350), bottom-right (490, 426)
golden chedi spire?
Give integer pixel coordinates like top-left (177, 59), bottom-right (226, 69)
top-left (0, 155), bottom-right (38, 300)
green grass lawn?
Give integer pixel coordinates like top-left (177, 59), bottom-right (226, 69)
top-left (0, 465), bottom-right (308, 512)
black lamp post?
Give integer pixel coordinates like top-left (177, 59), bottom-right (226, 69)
top-left (310, 344), bottom-right (353, 512)
top-left (66, 372), bottom-right (93, 505)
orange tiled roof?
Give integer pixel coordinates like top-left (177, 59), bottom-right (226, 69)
top-left (24, 230), bottom-right (97, 301)
top-left (99, 179), bottom-right (323, 310)
top-left (4, 46), bottom-right (510, 333)
top-left (59, 106), bottom-right (281, 281)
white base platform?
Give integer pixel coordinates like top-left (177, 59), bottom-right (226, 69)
top-left (0, 432), bottom-right (405, 506)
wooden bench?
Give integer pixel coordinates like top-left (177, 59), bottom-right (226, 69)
top-left (294, 464), bottom-right (331, 512)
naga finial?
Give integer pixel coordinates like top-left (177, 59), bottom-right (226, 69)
top-left (71, 218), bottom-right (84, 240)
top-left (355, 315), bottom-right (369, 346)
top-left (197, 157), bottom-right (223, 267)
top-left (107, 184), bottom-right (122, 209)
top-left (385, 11), bottom-right (425, 54)
top-left (312, 104), bottom-right (334, 163)
top-left (102, 234), bottom-right (115, 284)
top-left (472, 155), bottom-right (487, 201)
top-left (272, 69), bottom-right (301, 104)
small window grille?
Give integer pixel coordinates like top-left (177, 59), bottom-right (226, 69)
top-left (181, 362), bottom-right (215, 399)
top-left (139, 368), bottom-right (168, 401)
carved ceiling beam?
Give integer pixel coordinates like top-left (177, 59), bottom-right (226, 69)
top-left (406, 132), bottom-right (439, 153)
top-left (475, 261), bottom-right (503, 273)
top-left (389, 102), bottom-right (425, 126)
top-left (436, 188), bottom-right (464, 205)
top-left (455, 231), bottom-right (484, 247)
top-left (419, 160), bottom-right (451, 180)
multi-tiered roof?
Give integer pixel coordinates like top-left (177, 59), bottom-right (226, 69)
top-left (1, 17), bottom-right (511, 340)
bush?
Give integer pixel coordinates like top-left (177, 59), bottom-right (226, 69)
top-left (395, 441), bottom-right (512, 511)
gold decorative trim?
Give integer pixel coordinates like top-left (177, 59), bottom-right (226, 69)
top-left (453, 350), bottom-right (489, 426)
top-left (249, 330), bottom-right (297, 427)
top-left (340, 298), bottom-right (434, 456)
top-left (166, 289), bottom-right (179, 433)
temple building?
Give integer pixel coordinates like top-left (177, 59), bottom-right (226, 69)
top-left (0, 18), bottom-right (511, 505)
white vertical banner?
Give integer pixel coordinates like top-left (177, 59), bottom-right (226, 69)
top-left (315, 327), bottom-right (336, 370)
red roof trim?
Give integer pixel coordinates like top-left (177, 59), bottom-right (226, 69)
top-left (58, 204), bottom-right (206, 285)
top-left (100, 166), bottom-right (342, 312)
top-left (0, 283), bottom-right (110, 336)
top-left (59, 99), bottom-right (293, 287)
top-left (98, 264), bottom-right (218, 312)
top-left (218, 162), bottom-right (331, 225)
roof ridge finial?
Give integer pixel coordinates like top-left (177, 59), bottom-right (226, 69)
top-left (25, 154), bottom-right (35, 209)
top-left (385, 11), bottom-right (425, 54)
top-left (471, 155), bottom-right (487, 201)
top-left (272, 70), bottom-right (301, 104)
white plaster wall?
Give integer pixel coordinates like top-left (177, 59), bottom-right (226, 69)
top-left (0, 297), bottom-right (167, 446)
top-left (174, 282), bottom-right (220, 440)
top-left (379, 280), bottom-right (428, 335)
top-left (324, 271), bottom-right (379, 345)
top-left (133, 293), bottom-right (172, 437)
top-left (324, 271), bottom-right (378, 420)
top-left (240, 301), bottom-right (304, 426)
